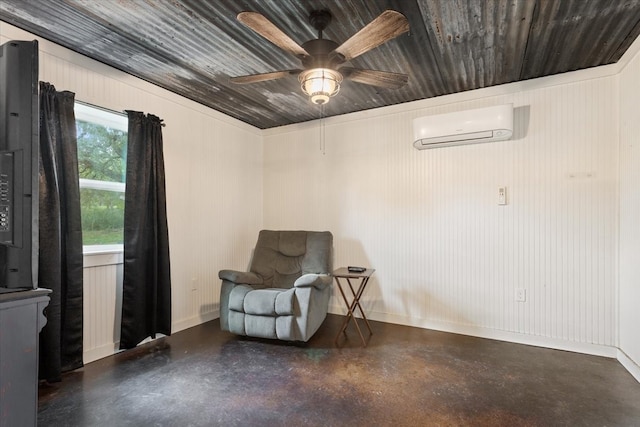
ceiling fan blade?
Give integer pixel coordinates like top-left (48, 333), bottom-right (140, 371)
top-left (237, 12), bottom-right (309, 58)
top-left (230, 70), bottom-right (301, 84)
top-left (341, 67), bottom-right (408, 89)
top-left (332, 10), bottom-right (409, 61)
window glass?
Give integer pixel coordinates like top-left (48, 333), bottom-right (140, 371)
top-left (74, 103), bottom-right (127, 248)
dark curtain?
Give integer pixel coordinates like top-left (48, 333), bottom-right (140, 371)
top-left (38, 82), bottom-right (84, 382)
top-left (120, 111), bottom-right (171, 349)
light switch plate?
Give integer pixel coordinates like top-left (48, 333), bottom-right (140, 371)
top-left (498, 187), bottom-right (507, 205)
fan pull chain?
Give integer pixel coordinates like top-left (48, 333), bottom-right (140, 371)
top-left (319, 104), bottom-right (326, 155)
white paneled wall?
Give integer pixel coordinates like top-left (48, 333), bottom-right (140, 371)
top-left (82, 253), bottom-right (123, 363)
top-left (264, 74), bottom-right (620, 354)
top-left (619, 42), bottom-right (640, 376)
top-left (1, 22), bottom-right (263, 362)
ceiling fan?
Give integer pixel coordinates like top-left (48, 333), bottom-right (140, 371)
top-left (231, 9), bottom-right (410, 105)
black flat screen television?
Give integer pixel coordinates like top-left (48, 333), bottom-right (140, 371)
top-left (0, 40), bottom-right (39, 292)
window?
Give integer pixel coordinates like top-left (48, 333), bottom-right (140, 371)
top-left (74, 102), bottom-right (127, 251)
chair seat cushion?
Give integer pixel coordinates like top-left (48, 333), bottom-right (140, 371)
top-left (229, 287), bottom-right (296, 316)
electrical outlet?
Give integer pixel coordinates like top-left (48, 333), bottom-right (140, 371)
top-left (191, 277), bottom-right (198, 291)
top-left (515, 288), bottom-right (526, 302)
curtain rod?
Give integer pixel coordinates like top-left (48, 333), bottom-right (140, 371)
top-left (75, 100), bottom-right (127, 118)
top-left (75, 101), bottom-right (165, 127)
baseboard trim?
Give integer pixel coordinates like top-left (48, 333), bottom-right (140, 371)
top-left (172, 310), bottom-right (219, 334)
top-left (84, 343), bottom-right (120, 364)
top-left (83, 311), bottom-right (220, 365)
top-left (328, 305), bottom-right (618, 359)
top-left (617, 349), bottom-right (640, 383)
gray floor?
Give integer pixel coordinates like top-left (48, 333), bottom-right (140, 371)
top-left (38, 314), bottom-right (640, 426)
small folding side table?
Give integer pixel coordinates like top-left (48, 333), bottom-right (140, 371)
top-left (332, 267), bottom-right (375, 346)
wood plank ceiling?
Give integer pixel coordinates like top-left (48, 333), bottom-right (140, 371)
top-left (1, 0), bottom-right (639, 129)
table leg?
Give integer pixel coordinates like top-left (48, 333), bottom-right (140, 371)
top-left (334, 276), bottom-right (373, 346)
top-left (345, 277), bottom-right (373, 335)
top-left (334, 277), bottom-right (357, 339)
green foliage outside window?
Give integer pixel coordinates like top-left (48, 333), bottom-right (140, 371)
top-left (79, 188), bottom-right (125, 245)
top-left (77, 120), bottom-right (126, 182)
top-left (76, 120), bottom-right (127, 245)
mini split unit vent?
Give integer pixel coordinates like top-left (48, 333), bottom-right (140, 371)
top-left (413, 104), bottom-right (513, 149)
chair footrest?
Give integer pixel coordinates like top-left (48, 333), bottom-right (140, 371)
top-left (229, 287), bottom-right (295, 316)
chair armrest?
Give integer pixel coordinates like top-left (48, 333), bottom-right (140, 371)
top-left (218, 270), bottom-right (263, 285)
top-left (294, 274), bottom-right (332, 290)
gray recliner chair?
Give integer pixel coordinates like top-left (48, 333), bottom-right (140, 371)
top-left (218, 230), bottom-right (333, 342)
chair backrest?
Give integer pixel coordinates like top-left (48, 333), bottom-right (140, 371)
top-left (249, 230), bottom-right (333, 288)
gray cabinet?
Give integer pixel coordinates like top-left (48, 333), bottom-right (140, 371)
top-left (0, 289), bottom-right (51, 427)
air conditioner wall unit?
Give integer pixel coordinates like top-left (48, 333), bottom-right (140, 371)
top-left (413, 104), bottom-right (513, 149)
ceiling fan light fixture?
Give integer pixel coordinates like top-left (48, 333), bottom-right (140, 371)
top-left (299, 68), bottom-right (343, 105)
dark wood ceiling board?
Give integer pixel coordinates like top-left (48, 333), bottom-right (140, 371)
top-left (78, 1), bottom-right (223, 69)
top-left (0, 2), bottom-right (183, 98)
top-left (75, 1), bottom-right (299, 83)
top-left (196, 1), bottom-right (308, 75)
top-left (418, 0), bottom-right (536, 93)
top-left (521, 0), bottom-right (640, 80)
top-left (204, 74), bottom-right (317, 129)
top-left (417, 0), bottom-right (466, 93)
top-left (592, 2), bottom-right (640, 65)
top-left (532, 0), bottom-right (616, 73)
top-left (491, 0), bottom-right (537, 86)
top-left (383, 0), bottom-right (449, 99)
top-left (0, 0), bottom-right (306, 128)
top-left (0, 1), bottom-right (113, 53)
top-left (1, 0), bottom-right (223, 91)
top-left (1, 0), bottom-right (639, 129)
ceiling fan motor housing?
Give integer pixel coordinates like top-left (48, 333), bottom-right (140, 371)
top-left (301, 39), bottom-right (343, 69)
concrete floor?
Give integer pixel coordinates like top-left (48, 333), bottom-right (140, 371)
top-left (39, 314), bottom-right (640, 426)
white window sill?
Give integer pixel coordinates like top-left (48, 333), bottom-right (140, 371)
top-left (83, 245), bottom-right (124, 267)
top-left (83, 244), bottom-right (123, 255)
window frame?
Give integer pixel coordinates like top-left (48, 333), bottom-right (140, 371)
top-left (74, 101), bottom-right (128, 254)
